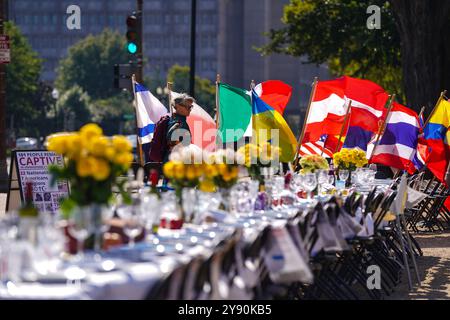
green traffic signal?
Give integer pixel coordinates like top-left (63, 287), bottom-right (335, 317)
top-left (127, 42), bottom-right (138, 54)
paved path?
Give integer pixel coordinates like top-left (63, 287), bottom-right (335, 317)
top-left (388, 231), bottom-right (450, 299)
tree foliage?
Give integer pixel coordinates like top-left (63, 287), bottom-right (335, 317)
top-left (259, 0), bottom-right (405, 101)
top-left (56, 85), bottom-right (92, 132)
top-left (5, 22), bottom-right (43, 137)
top-left (55, 29), bottom-right (129, 101)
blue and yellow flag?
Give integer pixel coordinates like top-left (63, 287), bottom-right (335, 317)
top-left (251, 90), bottom-right (297, 162)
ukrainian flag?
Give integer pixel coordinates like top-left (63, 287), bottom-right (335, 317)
top-left (251, 90), bottom-right (297, 162)
top-left (423, 97), bottom-right (450, 183)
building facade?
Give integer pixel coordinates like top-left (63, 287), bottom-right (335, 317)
top-left (8, 0), bottom-right (218, 82)
top-left (217, 0), bottom-right (330, 134)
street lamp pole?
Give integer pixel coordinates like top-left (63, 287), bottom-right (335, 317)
top-left (189, 0), bottom-right (196, 97)
top-left (0, 0), bottom-right (8, 192)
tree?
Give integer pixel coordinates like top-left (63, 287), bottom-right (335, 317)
top-left (89, 92), bottom-right (135, 136)
top-left (56, 85), bottom-right (92, 132)
top-left (55, 29), bottom-right (129, 101)
top-left (389, 0), bottom-right (450, 114)
top-left (5, 21), bottom-right (43, 137)
top-left (167, 65), bottom-right (216, 116)
top-left (260, 0), bottom-right (450, 113)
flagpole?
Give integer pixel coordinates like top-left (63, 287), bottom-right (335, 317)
top-left (250, 79), bottom-right (256, 146)
top-left (215, 73), bottom-right (221, 148)
top-left (423, 90), bottom-right (447, 128)
top-left (334, 100), bottom-right (352, 153)
top-left (369, 94), bottom-right (395, 162)
top-left (418, 106), bottom-right (425, 122)
top-left (167, 81), bottom-right (173, 116)
top-left (293, 77), bottom-right (318, 169)
top-left (131, 74), bottom-right (145, 167)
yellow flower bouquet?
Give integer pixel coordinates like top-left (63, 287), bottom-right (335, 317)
top-left (333, 148), bottom-right (368, 171)
top-left (237, 142), bottom-right (281, 183)
top-left (299, 154), bottom-right (329, 174)
top-left (47, 123), bottom-right (133, 216)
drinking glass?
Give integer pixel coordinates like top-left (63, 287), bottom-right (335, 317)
top-left (116, 205), bottom-right (145, 247)
top-left (67, 207), bottom-right (93, 260)
top-left (140, 193), bottom-right (161, 235)
top-left (302, 173), bottom-right (318, 200)
top-left (317, 169), bottom-right (329, 195)
top-left (182, 188), bottom-right (197, 223)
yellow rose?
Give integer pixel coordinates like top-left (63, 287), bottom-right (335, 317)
top-left (203, 164), bottom-right (218, 178)
top-left (92, 158), bottom-right (111, 181)
top-left (88, 136), bottom-right (109, 157)
top-left (105, 146), bottom-right (116, 161)
top-left (163, 161), bottom-right (175, 179)
top-left (80, 123), bottom-right (103, 140)
top-left (174, 162), bottom-right (185, 180)
top-left (47, 135), bottom-right (68, 155)
top-left (114, 152), bottom-right (133, 167)
top-left (112, 135), bottom-right (133, 152)
top-left (217, 163), bottom-right (228, 175)
top-left (76, 156), bottom-right (93, 177)
top-left (222, 172), bottom-right (233, 182)
top-left (199, 179), bottom-right (216, 193)
top-left (65, 134), bottom-right (84, 160)
top-left (186, 165), bottom-right (197, 180)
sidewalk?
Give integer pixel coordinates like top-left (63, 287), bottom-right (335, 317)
top-left (388, 231), bottom-right (450, 299)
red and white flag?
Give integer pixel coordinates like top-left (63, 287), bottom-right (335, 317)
top-left (303, 76), bottom-right (389, 144)
top-left (171, 91), bottom-right (217, 151)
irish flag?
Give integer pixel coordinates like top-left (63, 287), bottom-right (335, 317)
top-left (217, 83), bottom-right (252, 144)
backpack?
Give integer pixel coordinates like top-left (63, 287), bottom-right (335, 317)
top-left (148, 115), bottom-right (171, 162)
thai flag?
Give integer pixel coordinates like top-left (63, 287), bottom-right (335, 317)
top-left (369, 102), bottom-right (421, 174)
top-left (134, 82), bottom-right (169, 144)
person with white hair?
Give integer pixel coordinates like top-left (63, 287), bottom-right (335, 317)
top-left (164, 93), bottom-right (195, 163)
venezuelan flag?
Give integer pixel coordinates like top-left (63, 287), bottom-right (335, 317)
top-left (423, 97), bottom-right (450, 183)
top-left (251, 90), bottom-right (297, 162)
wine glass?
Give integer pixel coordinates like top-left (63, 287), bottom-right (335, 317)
top-left (68, 207), bottom-right (93, 261)
top-left (317, 169), bottom-right (329, 195)
top-left (182, 188), bottom-right (196, 223)
top-left (116, 205), bottom-right (145, 247)
top-left (140, 193), bottom-right (161, 235)
top-left (301, 173), bottom-right (318, 200)
top-left (290, 174), bottom-right (304, 204)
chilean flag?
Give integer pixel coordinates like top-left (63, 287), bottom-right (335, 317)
top-left (303, 76), bottom-right (389, 147)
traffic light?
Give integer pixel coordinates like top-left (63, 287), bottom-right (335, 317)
top-left (114, 64), bottom-right (139, 91)
top-left (126, 12), bottom-right (141, 56)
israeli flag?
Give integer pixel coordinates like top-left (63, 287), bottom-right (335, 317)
top-left (134, 82), bottom-right (169, 144)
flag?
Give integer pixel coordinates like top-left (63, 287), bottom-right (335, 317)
top-left (251, 90), bottom-right (297, 162)
top-left (423, 97), bottom-right (450, 183)
top-left (298, 135), bottom-right (334, 158)
top-left (413, 110), bottom-right (427, 170)
top-left (253, 80), bottom-right (292, 115)
top-left (171, 91), bottom-right (216, 151)
top-left (369, 102), bottom-right (421, 174)
top-left (303, 76), bottom-right (389, 145)
top-left (217, 83), bottom-right (252, 144)
top-left (134, 82), bottom-right (169, 144)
